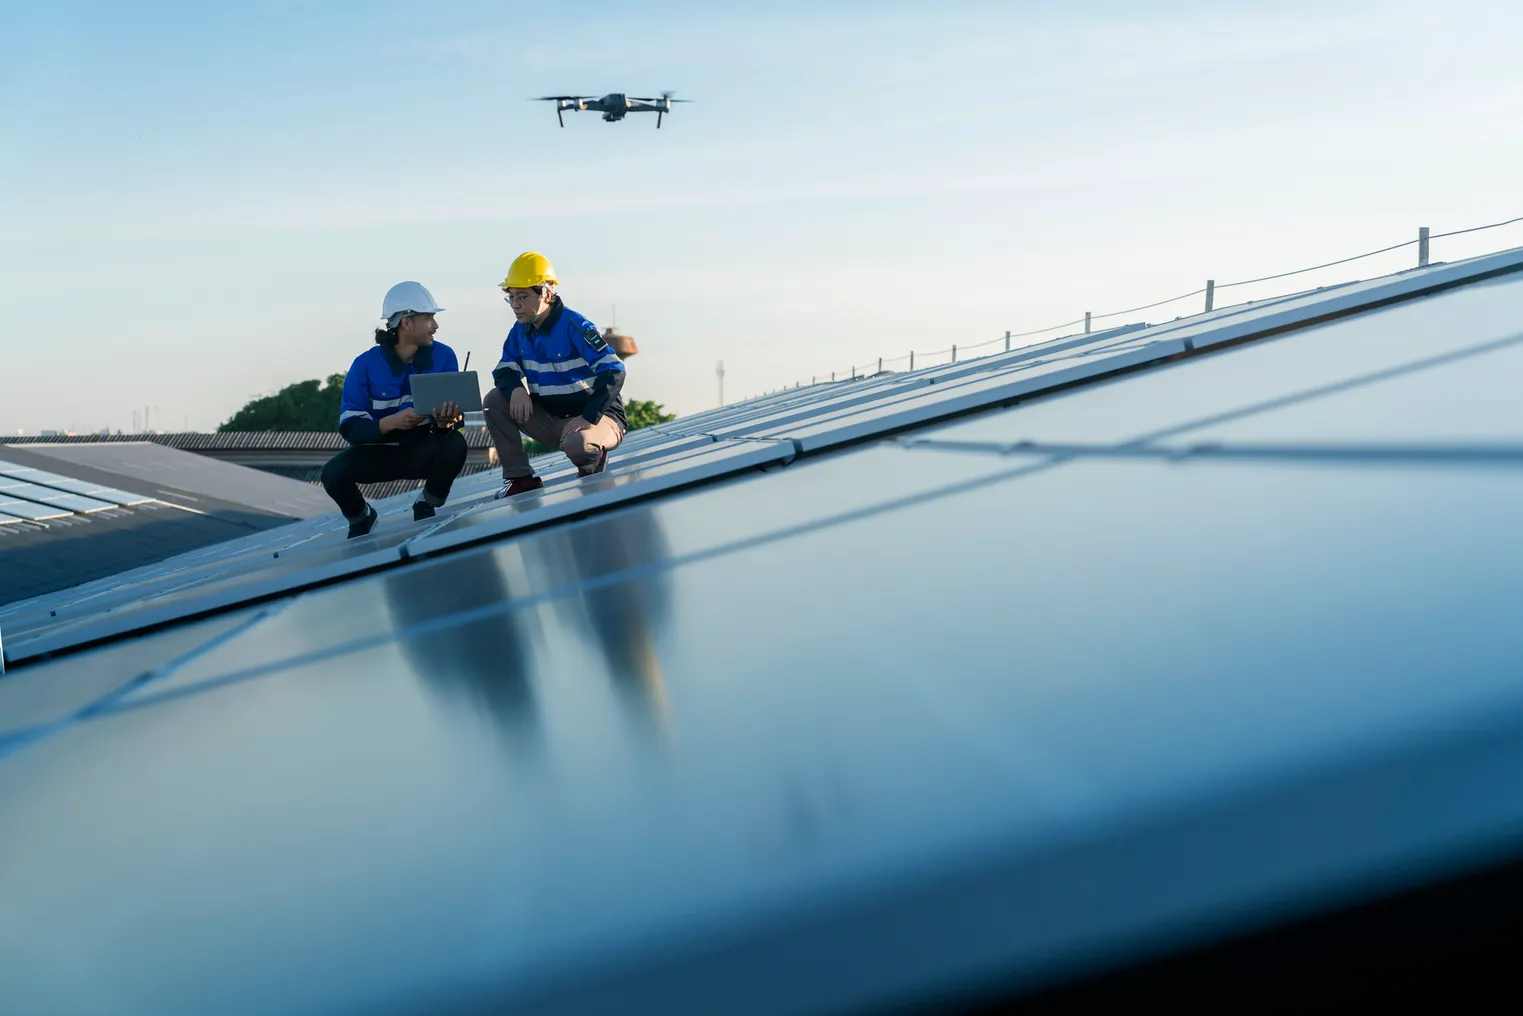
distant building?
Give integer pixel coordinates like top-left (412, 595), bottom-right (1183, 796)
top-left (603, 327), bottom-right (639, 358)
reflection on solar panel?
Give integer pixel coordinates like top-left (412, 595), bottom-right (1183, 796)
top-left (4, 247), bottom-right (1523, 1013)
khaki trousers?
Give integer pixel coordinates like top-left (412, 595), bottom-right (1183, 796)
top-left (483, 386), bottom-right (625, 479)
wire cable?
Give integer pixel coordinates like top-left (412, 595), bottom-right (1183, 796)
top-left (769, 212), bottom-right (1523, 398)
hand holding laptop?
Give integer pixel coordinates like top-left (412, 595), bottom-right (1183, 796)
top-left (431, 400), bottom-right (463, 430)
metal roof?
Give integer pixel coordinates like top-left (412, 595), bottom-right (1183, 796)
top-left (0, 444), bottom-right (329, 606)
top-left (4, 247), bottom-right (1523, 1013)
top-left (0, 428), bottom-right (497, 451)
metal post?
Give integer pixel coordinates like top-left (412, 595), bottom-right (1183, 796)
top-left (909, 351), bottom-right (914, 371)
top-left (1084, 312), bottom-right (1091, 334)
top-left (1418, 226), bottom-right (1430, 267)
top-left (831, 371), bottom-right (835, 382)
top-left (951, 344), bottom-right (957, 363)
top-left (851, 365), bottom-right (856, 380)
top-left (1004, 330), bottom-right (1011, 351)
top-left (878, 356), bottom-right (883, 374)
top-left (716, 360), bottom-right (725, 406)
top-left (1204, 280), bottom-right (1215, 313)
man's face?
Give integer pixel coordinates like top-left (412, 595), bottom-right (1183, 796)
top-left (399, 313), bottom-right (438, 345)
top-left (505, 286), bottom-right (552, 324)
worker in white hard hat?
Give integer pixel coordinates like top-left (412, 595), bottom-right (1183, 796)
top-left (321, 281), bottom-right (469, 538)
top-left (483, 252), bottom-right (628, 498)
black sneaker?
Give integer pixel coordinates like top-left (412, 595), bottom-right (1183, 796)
top-left (346, 504), bottom-right (378, 539)
top-left (413, 500), bottom-right (436, 522)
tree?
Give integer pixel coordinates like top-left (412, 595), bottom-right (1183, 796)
top-left (220, 375), bottom-right (346, 432)
top-left (626, 399), bottom-right (677, 430)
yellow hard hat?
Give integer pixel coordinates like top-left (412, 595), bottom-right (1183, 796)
top-left (501, 251), bottom-right (558, 290)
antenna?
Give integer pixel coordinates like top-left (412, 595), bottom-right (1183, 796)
top-left (462, 351), bottom-right (470, 372)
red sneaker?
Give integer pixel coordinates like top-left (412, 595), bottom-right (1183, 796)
top-left (495, 475), bottom-right (544, 500)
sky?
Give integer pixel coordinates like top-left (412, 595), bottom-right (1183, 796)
top-left (3, 0), bottom-right (1523, 433)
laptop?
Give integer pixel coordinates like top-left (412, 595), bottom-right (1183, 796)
top-left (409, 371), bottom-right (484, 416)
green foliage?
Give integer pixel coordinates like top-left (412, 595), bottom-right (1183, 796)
top-left (220, 374), bottom-right (346, 432)
top-left (626, 399), bottom-right (677, 431)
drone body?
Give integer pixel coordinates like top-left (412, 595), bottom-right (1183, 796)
top-left (535, 92), bottom-right (691, 128)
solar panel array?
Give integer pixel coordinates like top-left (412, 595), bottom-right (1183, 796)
top-left (0, 458), bottom-right (155, 523)
top-left (4, 247), bottom-right (1523, 1014)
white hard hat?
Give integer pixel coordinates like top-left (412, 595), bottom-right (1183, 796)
top-left (381, 281), bottom-right (444, 325)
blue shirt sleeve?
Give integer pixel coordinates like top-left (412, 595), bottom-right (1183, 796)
top-left (492, 329), bottom-right (527, 393)
top-left (337, 355), bottom-right (381, 444)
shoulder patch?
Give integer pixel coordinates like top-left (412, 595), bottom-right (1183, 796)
top-left (581, 320), bottom-right (608, 351)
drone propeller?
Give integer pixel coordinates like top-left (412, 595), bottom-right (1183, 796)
top-left (531, 95), bottom-right (590, 102)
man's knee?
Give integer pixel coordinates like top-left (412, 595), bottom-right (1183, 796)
top-left (320, 451), bottom-right (349, 489)
top-left (439, 429), bottom-right (468, 469)
top-left (560, 431), bottom-right (593, 465)
top-left (483, 386), bottom-right (509, 415)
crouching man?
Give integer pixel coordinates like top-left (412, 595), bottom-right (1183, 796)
top-left (483, 252), bottom-right (627, 498)
top-left (321, 281), bottom-right (468, 538)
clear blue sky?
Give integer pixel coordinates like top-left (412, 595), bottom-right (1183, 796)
top-left (4, 0), bottom-right (1522, 432)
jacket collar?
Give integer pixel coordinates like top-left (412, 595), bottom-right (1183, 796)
top-left (382, 340), bottom-right (434, 374)
top-left (525, 296), bottom-right (564, 339)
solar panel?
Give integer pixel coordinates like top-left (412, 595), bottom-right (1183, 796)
top-left (0, 460), bottom-right (154, 506)
top-left (8, 247), bottom-right (1523, 668)
top-left (0, 439), bottom-right (801, 664)
top-left (913, 270), bottom-right (1523, 452)
top-left (0, 498), bottom-right (72, 521)
top-left (4, 411), bottom-right (1523, 1012)
top-left (0, 479), bottom-right (116, 514)
top-left (4, 248), bottom-right (1523, 1015)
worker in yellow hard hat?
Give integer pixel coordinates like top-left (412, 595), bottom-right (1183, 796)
top-left (483, 252), bottom-right (628, 497)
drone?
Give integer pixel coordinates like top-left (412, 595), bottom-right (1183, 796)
top-left (534, 91), bottom-right (691, 128)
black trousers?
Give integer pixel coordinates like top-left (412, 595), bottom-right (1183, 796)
top-left (320, 428), bottom-right (469, 518)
